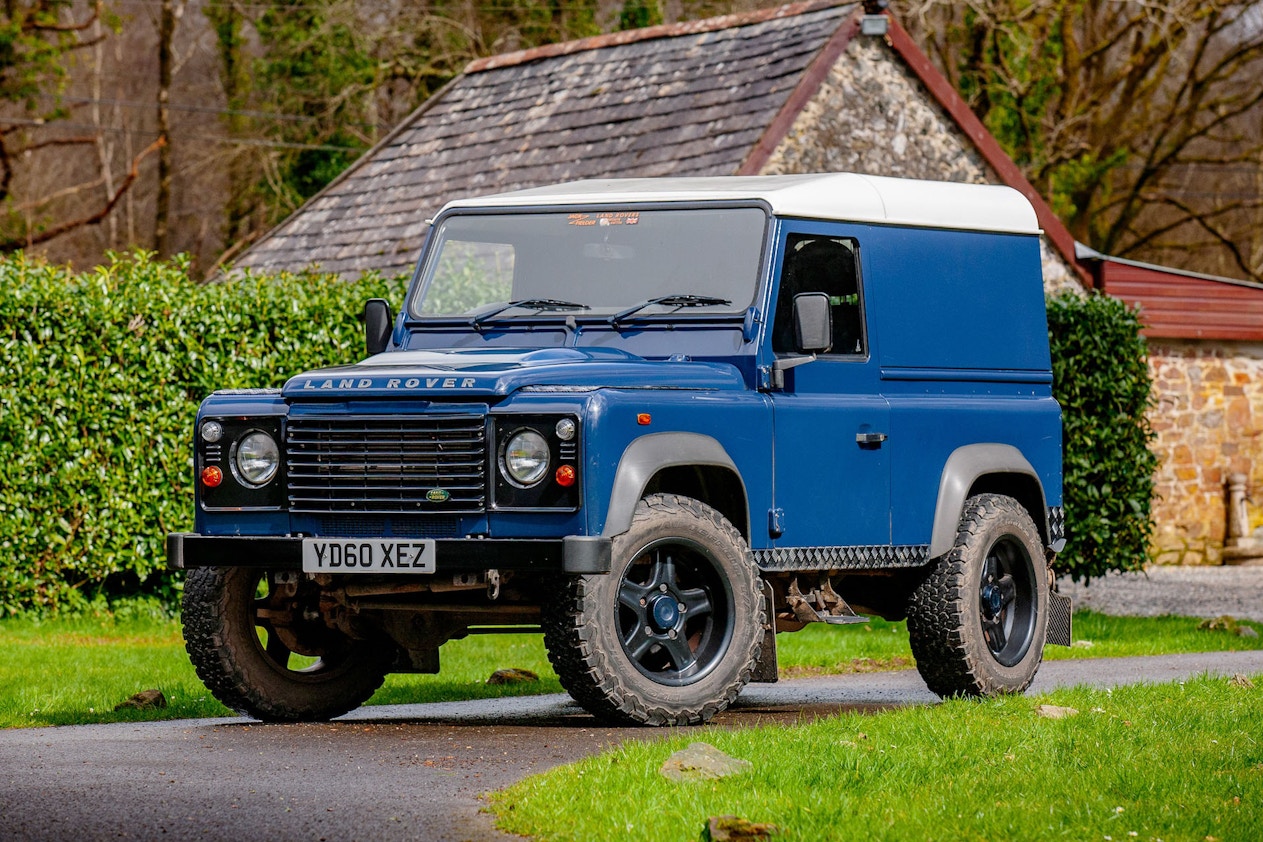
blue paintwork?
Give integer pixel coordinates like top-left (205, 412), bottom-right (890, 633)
top-left (190, 205), bottom-right (1060, 562)
top-left (283, 346), bottom-right (748, 399)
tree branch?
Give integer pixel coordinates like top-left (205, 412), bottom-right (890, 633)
top-left (0, 137), bottom-right (164, 252)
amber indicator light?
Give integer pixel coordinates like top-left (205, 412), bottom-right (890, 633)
top-left (555, 465), bottom-right (577, 487)
top-left (201, 466), bottom-right (223, 488)
top-left (637, 413), bottom-right (652, 426)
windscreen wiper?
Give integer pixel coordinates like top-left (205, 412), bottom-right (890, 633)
top-left (609, 295), bottom-right (732, 326)
top-left (471, 298), bottom-right (590, 329)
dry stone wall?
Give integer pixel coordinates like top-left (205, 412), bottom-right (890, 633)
top-left (1148, 339), bottom-right (1263, 565)
top-left (759, 35), bottom-right (1082, 296)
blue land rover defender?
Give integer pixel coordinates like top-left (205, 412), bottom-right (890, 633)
top-left (170, 173), bottom-right (1071, 725)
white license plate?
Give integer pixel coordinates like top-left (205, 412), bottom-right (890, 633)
top-left (301, 539), bottom-right (436, 574)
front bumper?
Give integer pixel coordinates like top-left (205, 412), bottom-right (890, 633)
top-left (166, 533), bottom-right (612, 575)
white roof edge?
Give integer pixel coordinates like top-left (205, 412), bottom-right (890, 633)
top-left (439, 173), bottom-right (1041, 235)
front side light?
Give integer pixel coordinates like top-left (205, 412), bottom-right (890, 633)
top-left (200, 421), bottom-right (224, 443)
top-left (503, 429), bottom-right (550, 487)
top-left (233, 431), bottom-right (280, 487)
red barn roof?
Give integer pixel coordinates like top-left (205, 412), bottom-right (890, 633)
top-left (1078, 246), bottom-right (1263, 341)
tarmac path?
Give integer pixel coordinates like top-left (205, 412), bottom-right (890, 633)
top-left (2, 649), bottom-right (1261, 842)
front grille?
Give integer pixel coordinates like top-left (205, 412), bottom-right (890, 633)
top-left (286, 416), bottom-right (487, 514)
top-left (315, 515), bottom-right (461, 538)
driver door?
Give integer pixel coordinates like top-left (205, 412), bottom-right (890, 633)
top-left (768, 225), bottom-right (891, 548)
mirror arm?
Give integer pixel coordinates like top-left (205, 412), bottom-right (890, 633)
top-left (771, 354), bottom-right (816, 389)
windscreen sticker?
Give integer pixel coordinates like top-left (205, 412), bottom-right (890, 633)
top-left (568, 212), bottom-right (640, 227)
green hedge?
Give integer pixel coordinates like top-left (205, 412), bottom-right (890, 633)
top-left (1048, 291), bottom-right (1157, 582)
top-left (0, 257), bottom-right (1154, 613)
top-left (0, 252), bottom-right (406, 614)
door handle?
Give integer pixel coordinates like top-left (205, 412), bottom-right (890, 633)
top-left (856, 432), bottom-right (888, 447)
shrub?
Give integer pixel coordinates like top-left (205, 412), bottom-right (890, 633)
top-left (0, 252), bottom-right (406, 614)
top-left (1048, 291), bottom-right (1157, 582)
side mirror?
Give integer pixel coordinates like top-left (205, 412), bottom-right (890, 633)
top-left (793, 292), bottom-right (832, 354)
top-left (364, 298), bottom-right (393, 356)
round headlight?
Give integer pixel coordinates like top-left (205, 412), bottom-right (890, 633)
top-left (233, 431), bottom-right (280, 487)
top-left (503, 430), bottom-right (550, 487)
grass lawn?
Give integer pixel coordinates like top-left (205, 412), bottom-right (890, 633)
top-left (0, 615), bottom-right (560, 728)
top-left (0, 610), bottom-right (1259, 729)
top-left (491, 674), bottom-right (1263, 841)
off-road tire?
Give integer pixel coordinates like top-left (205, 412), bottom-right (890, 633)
top-left (907, 494), bottom-right (1048, 697)
top-left (543, 494), bottom-right (763, 726)
top-left (182, 566), bottom-right (391, 722)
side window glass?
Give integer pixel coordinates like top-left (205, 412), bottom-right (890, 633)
top-left (772, 234), bottom-right (865, 355)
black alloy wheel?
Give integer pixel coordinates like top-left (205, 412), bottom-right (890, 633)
top-left (543, 494), bottom-right (763, 726)
top-left (907, 493), bottom-right (1050, 697)
top-left (616, 537), bottom-right (735, 687)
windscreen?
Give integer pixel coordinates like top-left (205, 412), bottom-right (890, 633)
top-left (410, 207), bottom-right (767, 319)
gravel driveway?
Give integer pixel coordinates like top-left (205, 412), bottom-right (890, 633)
top-left (1058, 565), bottom-right (1263, 622)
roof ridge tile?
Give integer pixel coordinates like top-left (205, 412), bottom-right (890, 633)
top-left (464, 0), bottom-right (851, 74)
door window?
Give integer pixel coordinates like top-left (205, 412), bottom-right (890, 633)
top-left (772, 234), bottom-right (865, 356)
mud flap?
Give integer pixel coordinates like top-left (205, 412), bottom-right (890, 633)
top-left (1046, 588), bottom-right (1072, 647)
top-left (750, 580), bottom-right (779, 683)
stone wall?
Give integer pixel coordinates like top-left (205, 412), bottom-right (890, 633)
top-left (759, 34), bottom-right (1083, 297)
top-left (1148, 339), bottom-right (1263, 565)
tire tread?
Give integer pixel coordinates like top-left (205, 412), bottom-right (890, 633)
top-left (907, 494), bottom-right (1047, 697)
top-left (543, 494), bottom-right (763, 726)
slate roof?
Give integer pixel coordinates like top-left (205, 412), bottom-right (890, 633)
top-left (235, 1), bottom-right (859, 279)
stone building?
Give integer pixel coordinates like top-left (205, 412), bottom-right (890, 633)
top-left (234, 0), bottom-right (1263, 565)
top-left (236, 0), bottom-right (1084, 292)
top-left (1081, 249), bottom-right (1263, 565)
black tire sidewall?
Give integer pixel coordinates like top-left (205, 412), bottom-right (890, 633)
top-left (183, 566), bottom-right (390, 721)
top-left (590, 501), bottom-right (760, 707)
top-left (545, 494), bottom-right (763, 725)
top-left (954, 501), bottom-right (1048, 691)
top-left (908, 494), bottom-right (1049, 696)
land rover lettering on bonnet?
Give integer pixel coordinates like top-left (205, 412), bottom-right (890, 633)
top-left (170, 173), bottom-right (1071, 725)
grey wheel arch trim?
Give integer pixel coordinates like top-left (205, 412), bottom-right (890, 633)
top-left (929, 444), bottom-right (1048, 558)
top-left (602, 433), bottom-right (747, 537)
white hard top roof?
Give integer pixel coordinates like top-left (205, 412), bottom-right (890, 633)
top-left (440, 173), bottom-right (1041, 235)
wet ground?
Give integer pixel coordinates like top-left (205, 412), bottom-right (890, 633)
top-left (3, 650), bottom-right (1261, 842)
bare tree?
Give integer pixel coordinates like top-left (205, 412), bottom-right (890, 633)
top-left (155, 0), bottom-right (186, 256)
top-left (902, 0), bottom-right (1263, 281)
top-left (0, 1), bottom-right (163, 253)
